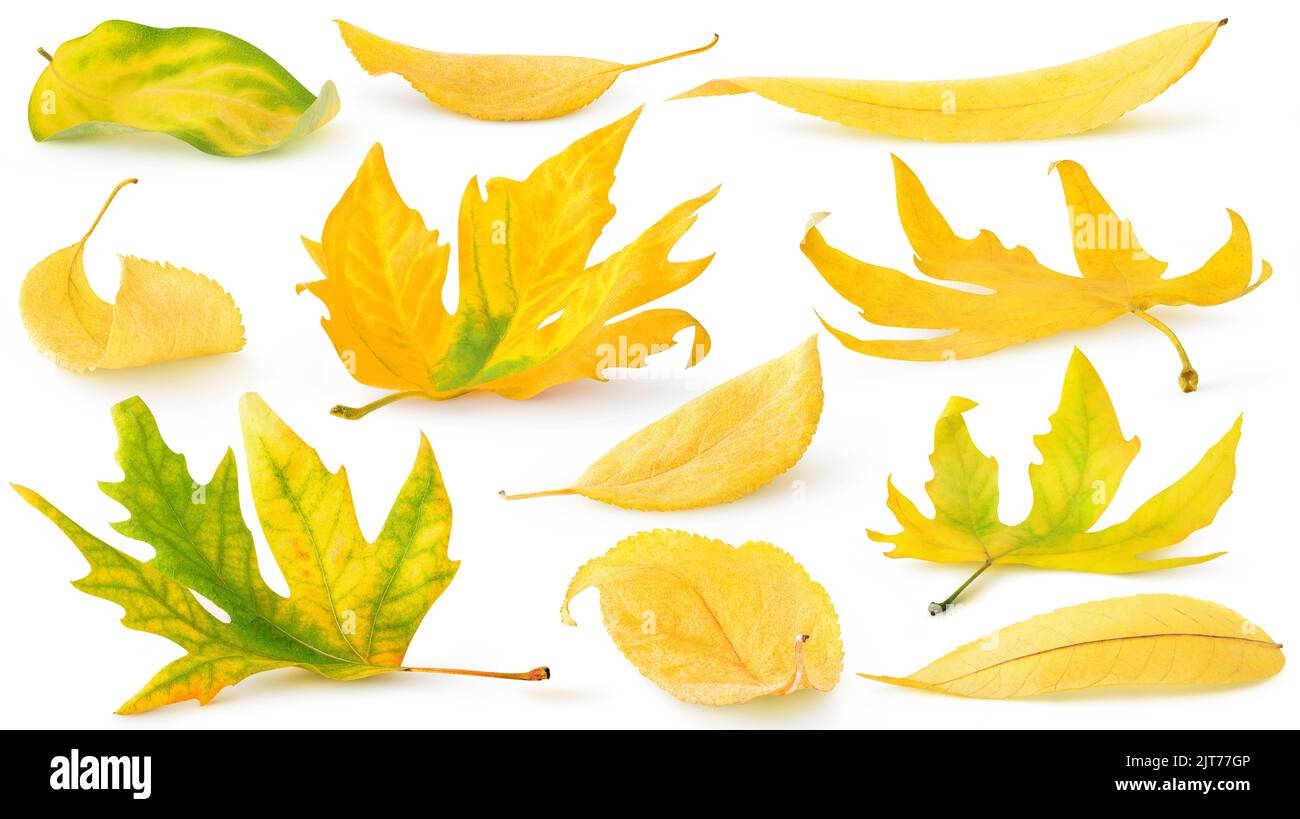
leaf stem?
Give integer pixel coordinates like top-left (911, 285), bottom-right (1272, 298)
top-left (1132, 309), bottom-right (1197, 392)
top-left (929, 559), bottom-right (992, 615)
top-left (777, 634), bottom-right (811, 694)
top-left (402, 665), bottom-right (550, 681)
top-left (622, 33), bottom-right (719, 72)
top-left (331, 390), bottom-right (425, 420)
top-left (498, 488), bottom-right (578, 501)
top-left (37, 47), bottom-right (53, 62)
top-left (83, 179), bottom-right (138, 244)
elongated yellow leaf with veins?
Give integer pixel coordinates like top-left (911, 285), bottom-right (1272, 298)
top-left (30, 20), bottom-right (338, 156)
top-left (19, 179), bottom-right (244, 372)
top-left (675, 21), bottom-right (1225, 140)
top-left (300, 108), bottom-right (716, 418)
top-left (13, 394), bottom-right (546, 713)
top-left (806, 155), bottom-right (1270, 392)
top-left (502, 336), bottom-right (821, 509)
top-left (338, 21), bottom-right (717, 120)
top-left (874, 349), bottom-right (1240, 614)
top-left (863, 595), bottom-right (1284, 698)
top-left (563, 530), bottom-right (842, 705)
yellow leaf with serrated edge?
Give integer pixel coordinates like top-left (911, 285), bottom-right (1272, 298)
top-left (13, 394), bottom-right (546, 713)
top-left (862, 595), bottom-right (1284, 698)
top-left (805, 155), bottom-right (1270, 392)
top-left (562, 530), bottom-right (842, 705)
top-left (675, 21), bottom-right (1225, 141)
top-left (873, 349), bottom-right (1239, 614)
top-left (300, 108), bottom-right (716, 418)
top-left (19, 179), bottom-right (244, 372)
top-left (501, 336), bottom-right (821, 510)
top-left (338, 21), bottom-right (717, 121)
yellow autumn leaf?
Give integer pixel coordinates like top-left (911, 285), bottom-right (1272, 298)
top-left (501, 336), bottom-right (821, 510)
top-left (300, 108), bottom-right (716, 418)
top-left (562, 530), bottom-right (842, 705)
top-left (874, 349), bottom-right (1239, 614)
top-left (675, 20), bottom-right (1225, 141)
top-left (862, 594), bottom-right (1284, 698)
top-left (338, 21), bottom-right (717, 120)
top-left (806, 155), bottom-right (1270, 392)
top-left (20, 179), bottom-right (244, 372)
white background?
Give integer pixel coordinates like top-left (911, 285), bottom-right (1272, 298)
top-left (1, 0), bottom-right (1296, 730)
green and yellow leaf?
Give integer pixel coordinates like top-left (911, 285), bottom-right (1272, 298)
top-left (563, 529), bottom-right (843, 705)
top-left (30, 20), bottom-right (339, 156)
top-left (300, 107), bottom-right (716, 418)
top-left (13, 394), bottom-right (545, 713)
top-left (862, 594), bottom-right (1284, 698)
top-left (872, 349), bottom-right (1240, 612)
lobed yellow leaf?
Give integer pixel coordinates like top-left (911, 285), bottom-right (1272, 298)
top-left (300, 108), bottom-right (716, 417)
top-left (502, 336), bottom-right (822, 509)
top-left (805, 155), bottom-right (1270, 391)
top-left (19, 179), bottom-right (244, 372)
top-left (675, 21), bottom-right (1225, 141)
top-left (862, 594), bottom-right (1284, 698)
top-left (338, 21), bottom-right (717, 120)
top-left (873, 349), bottom-right (1239, 612)
top-left (562, 530), bottom-right (842, 705)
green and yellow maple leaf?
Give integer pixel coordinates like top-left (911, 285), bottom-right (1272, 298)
top-left (872, 349), bottom-right (1240, 613)
top-left (299, 107), bottom-right (716, 419)
top-left (13, 394), bottom-right (546, 714)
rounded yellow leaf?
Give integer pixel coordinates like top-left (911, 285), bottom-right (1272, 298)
top-left (562, 529), bottom-right (843, 705)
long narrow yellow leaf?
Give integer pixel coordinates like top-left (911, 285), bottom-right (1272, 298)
top-left (675, 21), bottom-right (1226, 140)
top-left (862, 595), bottom-right (1284, 698)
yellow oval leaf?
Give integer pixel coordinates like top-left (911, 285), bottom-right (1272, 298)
top-left (674, 20), bottom-right (1225, 140)
top-left (19, 180), bottom-right (245, 372)
top-left (563, 530), bottom-right (843, 705)
top-left (862, 594), bottom-right (1284, 698)
top-left (502, 336), bottom-right (822, 510)
top-left (339, 20), bottom-right (717, 120)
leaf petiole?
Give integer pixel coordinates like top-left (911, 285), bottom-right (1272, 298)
top-left (1132, 309), bottom-right (1198, 393)
top-left (621, 33), bottom-right (719, 73)
top-left (402, 665), bottom-right (550, 681)
top-left (929, 559), bottom-right (992, 615)
top-left (498, 488), bottom-right (577, 501)
top-left (331, 390), bottom-right (426, 420)
top-left (37, 47), bottom-right (53, 62)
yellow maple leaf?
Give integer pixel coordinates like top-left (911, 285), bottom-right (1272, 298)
top-left (805, 155), bottom-right (1270, 392)
top-left (338, 21), bottom-right (717, 121)
top-left (675, 20), bottom-right (1225, 141)
top-left (562, 530), bottom-right (842, 705)
top-left (300, 108), bottom-right (716, 418)
top-left (873, 349), bottom-right (1239, 614)
top-left (14, 394), bottom-right (546, 713)
top-left (501, 336), bottom-right (821, 509)
top-left (19, 179), bottom-right (245, 372)
top-left (862, 594), bottom-right (1284, 698)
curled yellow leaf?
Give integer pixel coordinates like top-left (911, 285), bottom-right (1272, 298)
top-left (862, 595), bottom-right (1284, 698)
top-left (338, 20), bottom-right (718, 120)
top-left (502, 336), bottom-right (822, 510)
top-left (806, 155), bottom-right (1270, 391)
top-left (675, 20), bottom-right (1225, 140)
top-left (19, 180), bottom-right (244, 372)
top-left (563, 530), bottom-right (843, 705)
